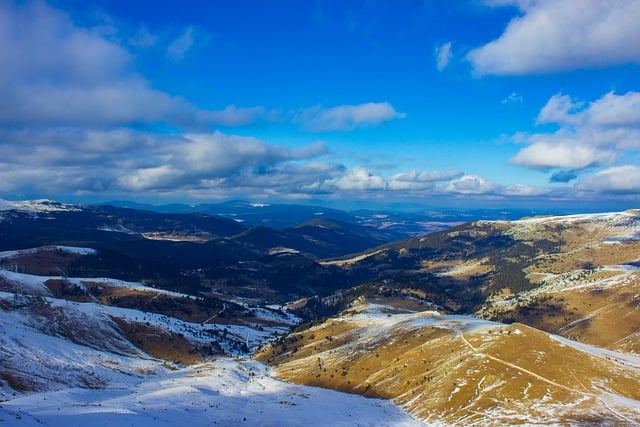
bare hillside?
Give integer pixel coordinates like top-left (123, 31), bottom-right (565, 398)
top-left (324, 211), bottom-right (640, 355)
top-left (257, 301), bottom-right (640, 426)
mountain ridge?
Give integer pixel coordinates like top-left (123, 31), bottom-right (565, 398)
top-left (2, 204), bottom-right (640, 425)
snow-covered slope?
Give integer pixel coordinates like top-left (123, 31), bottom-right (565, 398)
top-left (494, 209), bottom-right (640, 242)
top-left (0, 296), bottom-right (159, 398)
top-left (0, 245), bottom-right (301, 391)
top-left (0, 358), bottom-right (425, 427)
top-left (0, 199), bottom-right (81, 213)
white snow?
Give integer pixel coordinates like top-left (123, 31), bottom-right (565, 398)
top-left (0, 358), bottom-right (426, 427)
top-left (0, 199), bottom-right (81, 213)
top-left (0, 246), bottom-right (97, 261)
top-left (549, 334), bottom-right (640, 370)
top-left (506, 211), bottom-right (631, 225)
top-left (0, 270), bottom-right (52, 295)
top-left (335, 304), bottom-right (500, 351)
top-left (0, 269), bottom-right (189, 300)
top-left (604, 231), bottom-right (640, 243)
top-left (351, 303), bottom-right (498, 333)
top-left (65, 276), bottom-right (192, 299)
top-left (483, 211), bottom-right (640, 244)
top-left (0, 300), bottom-right (161, 399)
top-left (250, 306), bottom-right (300, 326)
top-left (0, 293), bottom-right (424, 426)
top-left (53, 246), bottom-right (97, 256)
top-left (97, 224), bottom-right (138, 234)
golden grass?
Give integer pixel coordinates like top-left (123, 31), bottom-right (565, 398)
top-left (257, 303), bottom-right (640, 425)
top-left (113, 318), bottom-right (210, 365)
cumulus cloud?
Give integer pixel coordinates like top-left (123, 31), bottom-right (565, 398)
top-left (388, 169), bottom-right (463, 190)
top-left (536, 94), bottom-right (584, 126)
top-left (445, 175), bottom-right (500, 195)
top-left (176, 133), bottom-right (327, 176)
top-left (510, 138), bottom-right (619, 170)
top-left (0, 124), bottom-right (334, 197)
top-left (0, 1), bottom-right (267, 129)
top-left (322, 167), bottom-right (386, 191)
top-left (435, 42), bottom-right (452, 71)
top-left (468, 0), bottom-right (640, 75)
top-left (0, 1), bottom-right (589, 204)
top-left (118, 165), bottom-right (186, 191)
top-left (510, 91), bottom-right (640, 172)
top-left (0, 118), bottom-right (560, 201)
top-left (115, 132), bottom-right (329, 192)
top-left (296, 102), bottom-right (405, 132)
top-left (502, 184), bottom-right (551, 197)
top-left (576, 165), bottom-right (640, 194)
top-left (585, 91), bottom-right (640, 128)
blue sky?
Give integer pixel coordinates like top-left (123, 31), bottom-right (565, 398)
top-left (1, 0), bottom-right (640, 210)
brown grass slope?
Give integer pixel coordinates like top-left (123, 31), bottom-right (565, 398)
top-left (327, 211), bottom-right (640, 356)
top-left (478, 212), bottom-right (640, 355)
top-left (257, 301), bottom-right (640, 426)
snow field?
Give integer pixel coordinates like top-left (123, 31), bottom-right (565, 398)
top-left (1, 359), bottom-right (426, 427)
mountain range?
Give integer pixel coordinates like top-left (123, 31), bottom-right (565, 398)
top-left (1, 200), bottom-right (639, 425)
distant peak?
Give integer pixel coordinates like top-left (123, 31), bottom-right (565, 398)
top-left (0, 198), bottom-right (81, 212)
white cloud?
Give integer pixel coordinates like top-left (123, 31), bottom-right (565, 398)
top-left (468, 0), bottom-right (640, 75)
top-left (118, 165), bottom-right (186, 191)
top-left (576, 165), bottom-right (640, 194)
top-left (0, 120), bottom-right (567, 201)
top-left (296, 102), bottom-right (405, 132)
top-left (0, 2), bottom-right (264, 129)
top-left (176, 133), bottom-right (327, 176)
top-left (445, 175), bottom-right (500, 195)
top-left (502, 184), bottom-right (550, 197)
top-left (114, 132), bottom-right (329, 193)
top-left (388, 169), bottom-right (463, 190)
top-left (585, 91), bottom-right (640, 128)
top-left (510, 138), bottom-right (619, 170)
top-left (323, 167), bottom-right (386, 191)
top-left (511, 91), bottom-right (640, 172)
top-left (167, 27), bottom-right (194, 60)
top-left (536, 94), bottom-right (584, 125)
top-left (0, 125), bottom-right (333, 197)
top-left (435, 42), bottom-right (452, 71)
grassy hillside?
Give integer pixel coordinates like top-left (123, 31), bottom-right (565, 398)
top-left (257, 301), bottom-right (640, 426)
top-left (323, 211), bottom-right (640, 353)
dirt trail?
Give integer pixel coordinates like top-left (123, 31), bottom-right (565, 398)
top-left (457, 330), bottom-right (639, 425)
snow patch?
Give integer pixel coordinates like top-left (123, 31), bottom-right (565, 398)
top-left (0, 246), bottom-right (97, 261)
top-left (0, 199), bottom-right (81, 213)
top-left (0, 358), bottom-right (426, 427)
top-left (548, 334), bottom-right (640, 370)
top-left (0, 270), bottom-right (52, 295)
top-left (97, 224), bottom-right (137, 235)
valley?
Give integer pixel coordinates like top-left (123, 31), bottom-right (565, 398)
top-left (1, 200), bottom-right (640, 426)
